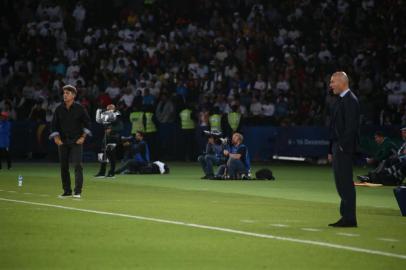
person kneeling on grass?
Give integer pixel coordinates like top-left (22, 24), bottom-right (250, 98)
top-left (115, 131), bottom-right (150, 174)
top-left (213, 133), bottom-right (250, 180)
top-left (198, 133), bottom-right (225, 179)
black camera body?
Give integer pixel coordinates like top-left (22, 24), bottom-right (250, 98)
top-left (203, 130), bottom-right (228, 145)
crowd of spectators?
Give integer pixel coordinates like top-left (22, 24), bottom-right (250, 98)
top-left (0, 0), bottom-right (405, 129)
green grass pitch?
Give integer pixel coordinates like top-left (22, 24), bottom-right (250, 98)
top-left (0, 162), bottom-right (405, 269)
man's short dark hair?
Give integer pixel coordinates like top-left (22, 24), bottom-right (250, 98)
top-left (63, 85), bottom-right (77, 95)
top-left (374, 131), bottom-right (385, 138)
top-left (136, 131), bottom-right (144, 137)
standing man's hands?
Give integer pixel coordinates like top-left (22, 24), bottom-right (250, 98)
top-left (328, 154), bottom-right (333, 163)
top-left (54, 136), bottom-right (63, 146)
top-left (76, 136), bottom-right (85, 145)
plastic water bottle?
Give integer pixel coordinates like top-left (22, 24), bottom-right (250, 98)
top-left (18, 175), bottom-right (23, 187)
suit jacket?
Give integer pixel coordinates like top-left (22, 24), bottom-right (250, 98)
top-left (329, 90), bottom-right (360, 154)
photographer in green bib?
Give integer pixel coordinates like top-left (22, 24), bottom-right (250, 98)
top-left (144, 105), bottom-right (157, 160)
top-left (209, 107), bottom-right (223, 133)
top-left (129, 105), bottom-right (145, 135)
top-left (179, 104), bottom-right (197, 161)
top-left (225, 104), bottom-right (242, 137)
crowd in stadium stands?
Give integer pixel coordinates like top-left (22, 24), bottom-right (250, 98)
top-left (0, 0), bottom-right (405, 130)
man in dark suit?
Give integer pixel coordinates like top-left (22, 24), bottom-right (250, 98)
top-left (328, 72), bottom-right (360, 227)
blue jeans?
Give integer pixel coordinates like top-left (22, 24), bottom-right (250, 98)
top-left (198, 154), bottom-right (222, 176)
top-left (228, 158), bottom-right (247, 178)
top-left (215, 158), bottom-right (247, 179)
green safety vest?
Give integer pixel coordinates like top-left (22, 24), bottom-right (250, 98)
top-left (130, 111), bottom-right (144, 134)
top-left (180, 109), bottom-right (195, 130)
top-left (227, 112), bottom-right (241, 132)
top-left (145, 112), bottom-right (157, 133)
top-left (209, 114), bottom-right (222, 132)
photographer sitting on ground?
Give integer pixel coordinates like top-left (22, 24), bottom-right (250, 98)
top-left (357, 126), bottom-right (406, 185)
top-left (365, 131), bottom-right (397, 167)
top-left (115, 131), bottom-right (150, 174)
top-left (198, 131), bottom-right (226, 179)
top-left (214, 132), bottom-right (250, 180)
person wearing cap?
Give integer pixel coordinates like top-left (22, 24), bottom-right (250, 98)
top-left (0, 111), bottom-right (11, 170)
top-left (49, 85), bottom-right (91, 198)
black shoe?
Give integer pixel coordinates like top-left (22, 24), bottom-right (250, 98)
top-left (328, 219), bottom-right (357, 228)
top-left (58, 191), bottom-right (72, 198)
top-left (106, 173), bottom-right (115, 178)
top-left (357, 175), bottom-right (369, 182)
top-left (73, 192), bottom-right (81, 198)
top-left (94, 173), bottom-right (105, 178)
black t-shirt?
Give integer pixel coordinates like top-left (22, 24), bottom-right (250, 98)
top-left (51, 102), bottom-right (91, 144)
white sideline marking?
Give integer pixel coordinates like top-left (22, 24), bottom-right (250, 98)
top-left (270, 224), bottom-right (290, 228)
top-left (301, 228), bottom-right (322, 232)
top-left (336, 232), bottom-right (360, 237)
top-left (0, 189), bottom-right (3, 191)
top-left (0, 197), bottom-right (406, 260)
top-left (377, 238), bottom-right (399, 243)
top-left (240, 219), bottom-right (256, 223)
top-left (24, 193), bottom-right (33, 195)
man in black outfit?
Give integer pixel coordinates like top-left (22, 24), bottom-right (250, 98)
top-left (328, 72), bottom-right (360, 227)
top-left (94, 104), bottom-right (123, 178)
top-left (49, 85), bottom-right (91, 198)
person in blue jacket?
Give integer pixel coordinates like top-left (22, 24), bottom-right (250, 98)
top-left (0, 111), bottom-right (11, 170)
top-left (198, 133), bottom-right (226, 179)
top-left (115, 131), bottom-right (150, 174)
top-left (214, 132), bottom-right (250, 179)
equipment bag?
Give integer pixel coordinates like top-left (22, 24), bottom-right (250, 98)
top-left (255, 168), bottom-right (275, 180)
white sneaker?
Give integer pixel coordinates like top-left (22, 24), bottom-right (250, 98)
top-left (72, 193), bottom-right (81, 199)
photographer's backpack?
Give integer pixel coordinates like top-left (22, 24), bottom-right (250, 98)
top-left (255, 168), bottom-right (275, 180)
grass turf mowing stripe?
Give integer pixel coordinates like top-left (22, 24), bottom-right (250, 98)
top-left (1, 196), bottom-right (406, 261)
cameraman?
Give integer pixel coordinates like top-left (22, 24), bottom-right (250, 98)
top-left (115, 131), bottom-right (150, 174)
top-left (215, 133), bottom-right (250, 179)
top-left (95, 104), bottom-right (123, 178)
top-left (198, 133), bottom-right (225, 179)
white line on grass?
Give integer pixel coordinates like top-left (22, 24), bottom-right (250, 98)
top-left (7, 191), bottom-right (16, 193)
top-left (240, 219), bottom-right (256, 223)
top-left (377, 238), bottom-right (399, 242)
top-left (270, 224), bottom-right (290, 228)
top-left (0, 197), bottom-right (405, 260)
top-left (336, 232), bottom-right (360, 237)
top-left (301, 228), bottom-right (322, 232)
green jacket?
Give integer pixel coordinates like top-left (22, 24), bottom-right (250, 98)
top-left (373, 138), bottom-right (397, 162)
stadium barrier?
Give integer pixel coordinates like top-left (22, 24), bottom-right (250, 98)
top-left (8, 121), bottom-right (402, 161)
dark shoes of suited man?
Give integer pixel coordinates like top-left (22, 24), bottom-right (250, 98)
top-left (328, 218), bottom-right (357, 228)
